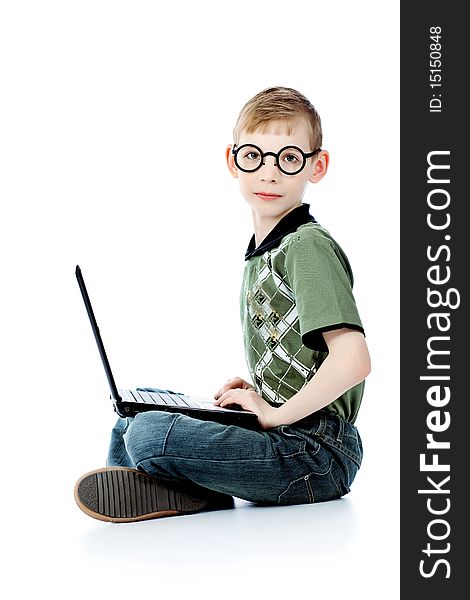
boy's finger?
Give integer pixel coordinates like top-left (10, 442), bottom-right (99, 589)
top-left (214, 378), bottom-right (247, 399)
top-left (215, 386), bottom-right (227, 399)
top-left (219, 382), bottom-right (236, 396)
top-left (214, 391), bottom-right (224, 404)
top-left (214, 380), bottom-right (235, 398)
top-left (215, 389), bottom-right (233, 405)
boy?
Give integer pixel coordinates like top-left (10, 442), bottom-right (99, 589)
top-left (74, 86), bottom-right (371, 522)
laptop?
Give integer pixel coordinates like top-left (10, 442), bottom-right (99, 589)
top-left (75, 265), bottom-right (259, 430)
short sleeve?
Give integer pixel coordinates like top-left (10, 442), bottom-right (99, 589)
top-left (285, 228), bottom-right (364, 352)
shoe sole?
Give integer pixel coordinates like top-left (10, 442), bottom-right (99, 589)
top-left (74, 467), bottom-right (208, 523)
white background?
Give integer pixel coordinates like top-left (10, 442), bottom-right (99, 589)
top-left (1, 1), bottom-right (399, 598)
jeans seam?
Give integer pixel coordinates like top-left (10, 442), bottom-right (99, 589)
top-left (161, 413), bottom-right (180, 456)
top-left (318, 436), bottom-right (362, 468)
top-left (335, 415), bottom-right (345, 444)
top-left (329, 462), bottom-right (344, 497)
top-left (305, 475), bottom-right (315, 503)
top-left (152, 454), bottom-right (303, 464)
top-left (335, 445), bottom-right (362, 468)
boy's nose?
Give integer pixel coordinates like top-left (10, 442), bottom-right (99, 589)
top-left (258, 156), bottom-right (279, 181)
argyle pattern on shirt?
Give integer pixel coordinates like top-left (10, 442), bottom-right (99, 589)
top-left (241, 235), bottom-right (321, 405)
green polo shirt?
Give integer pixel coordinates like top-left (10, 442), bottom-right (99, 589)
top-left (240, 204), bottom-right (365, 423)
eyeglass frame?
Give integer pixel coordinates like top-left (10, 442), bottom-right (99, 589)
top-left (232, 143), bottom-right (322, 176)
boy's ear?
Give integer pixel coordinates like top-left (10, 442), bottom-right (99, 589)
top-left (226, 144), bottom-right (239, 178)
top-left (308, 150), bottom-right (329, 184)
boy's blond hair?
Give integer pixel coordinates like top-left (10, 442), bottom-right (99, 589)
top-left (233, 86), bottom-right (322, 150)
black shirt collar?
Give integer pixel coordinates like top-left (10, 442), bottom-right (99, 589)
top-left (245, 203), bottom-right (317, 260)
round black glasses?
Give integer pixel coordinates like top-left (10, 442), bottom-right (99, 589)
top-left (232, 144), bottom-right (322, 176)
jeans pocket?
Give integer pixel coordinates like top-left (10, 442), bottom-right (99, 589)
top-left (269, 425), bottom-right (308, 458)
top-left (277, 473), bottom-right (314, 505)
top-left (278, 461), bottom-right (344, 505)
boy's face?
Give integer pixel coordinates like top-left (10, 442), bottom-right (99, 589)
top-left (226, 118), bottom-right (328, 223)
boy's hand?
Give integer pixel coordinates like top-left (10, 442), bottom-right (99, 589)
top-left (214, 382), bottom-right (279, 430)
top-left (214, 377), bottom-right (255, 399)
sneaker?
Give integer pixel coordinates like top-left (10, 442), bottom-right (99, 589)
top-left (74, 467), bottom-right (209, 523)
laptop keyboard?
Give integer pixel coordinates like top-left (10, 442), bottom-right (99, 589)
top-left (118, 388), bottom-right (252, 415)
top-left (122, 389), bottom-right (205, 409)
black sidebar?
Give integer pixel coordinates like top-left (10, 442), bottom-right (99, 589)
top-left (401, 3), bottom-right (466, 598)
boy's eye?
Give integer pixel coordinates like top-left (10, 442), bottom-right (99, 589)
top-left (281, 152), bottom-right (301, 164)
top-left (244, 151), bottom-right (260, 161)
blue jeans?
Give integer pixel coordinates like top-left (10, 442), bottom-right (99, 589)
top-left (107, 405), bottom-right (363, 505)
